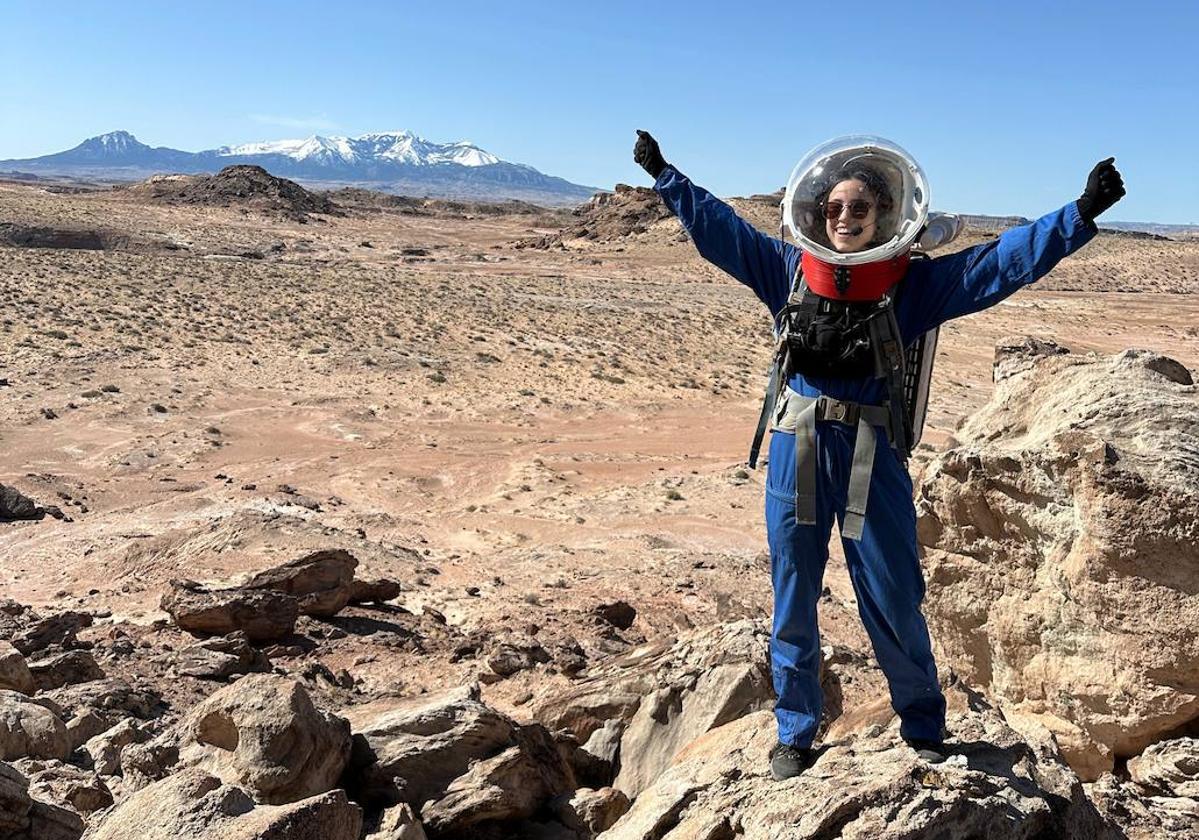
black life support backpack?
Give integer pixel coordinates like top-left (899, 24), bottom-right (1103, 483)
top-left (747, 254), bottom-right (939, 469)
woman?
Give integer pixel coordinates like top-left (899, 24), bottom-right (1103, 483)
top-left (633, 129), bottom-right (1124, 780)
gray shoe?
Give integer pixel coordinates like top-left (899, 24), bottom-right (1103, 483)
top-left (770, 742), bottom-right (818, 780)
top-left (904, 737), bottom-right (948, 764)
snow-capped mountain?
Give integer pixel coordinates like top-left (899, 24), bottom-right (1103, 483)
top-left (0, 130), bottom-right (596, 206)
top-left (216, 131), bottom-right (503, 169)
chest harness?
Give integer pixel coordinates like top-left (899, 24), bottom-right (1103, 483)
top-left (747, 254), bottom-right (939, 540)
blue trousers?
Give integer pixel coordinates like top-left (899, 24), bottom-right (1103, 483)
top-left (765, 423), bottom-right (946, 747)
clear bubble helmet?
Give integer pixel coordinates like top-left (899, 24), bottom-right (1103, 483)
top-left (783, 136), bottom-right (930, 299)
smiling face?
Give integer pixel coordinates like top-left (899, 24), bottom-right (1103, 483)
top-left (824, 178), bottom-right (878, 253)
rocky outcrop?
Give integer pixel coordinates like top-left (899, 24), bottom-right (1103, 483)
top-left (1088, 772), bottom-right (1199, 840)
top-left (161, 580), bottom-right (300, 642)
top-left (601, 681), bottom-right (1116, 840)
top-left (532, 620), bottom-right (775, 799)
top-left (917, 345), bottom-right (1199, 779)
top-left (83, 768), bottom-right (362, 840)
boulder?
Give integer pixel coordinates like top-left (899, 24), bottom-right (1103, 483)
top-left (241, 549), bottom-right (358, 617)
top-left (17, 758), bottom-right (113, 815)
top-left (0, 642), bottom-right (35, 694)
top-left (177, 674), bottom-right (352, 805)
top-left (83, 768), bottom-right (362, 840)
top-left (594, 601), bottom-right (637, 631)
top-left (43, 678), bottom-right (163, 725)
top-left (552, 787), bottom-right (630, 837)
top-left (4, 609), bottom-right (93, 656)
top-left (420, 724), bottom-right (575, 835)
top-left (0, 485), bottom-right (42, 521)
top-left (1127, 737), bottom-right (1199, 798)
top-left (366, 803), bottom-right (428, 839)
top-left (29, 651), bottom-right (105, 692)
top-left (601, 681), bottom-right (1116, 840)
top-left (0, 691), bottom-right (70, 761)
top-left (161, 580), bottom-right (299, 642)
top-left (348, 578), bottom-right (402, 605)
top-left (0, 761), bottom-right (84, 840)
top-left (532, 620), bottom-right (774, 799)
top-left (65, 710), bottom-right (109, 752)
top-left (916, 346), bottom-right (1199, 779)
top-left (344, 682), bottom-right (518, 808)
top-left (176, 632), bottom-right (272, 680)
top-left (486, 634), bottom-right (551, 678)
top-left (84, 718), bottom-right (148, 776)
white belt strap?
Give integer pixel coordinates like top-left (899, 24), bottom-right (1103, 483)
top-left (773, 387), bottom-right (890, 541)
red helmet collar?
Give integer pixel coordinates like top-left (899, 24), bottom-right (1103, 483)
top-left (800, 250), bottom-right (911, 301)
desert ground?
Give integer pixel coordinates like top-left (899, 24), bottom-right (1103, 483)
top-left (2, 169), bottom-right (1199, 838)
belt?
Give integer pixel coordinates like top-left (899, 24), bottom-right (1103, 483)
top-left (771, 387), bottom-right (892, 541)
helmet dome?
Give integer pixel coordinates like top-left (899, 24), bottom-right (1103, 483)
top-left (783, 135), bottom-right (929, 266)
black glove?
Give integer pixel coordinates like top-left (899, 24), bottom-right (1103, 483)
top-left (1076, 157), bottom-right (1125, 223)
top-left (633, 129), bottom-right (668, 180)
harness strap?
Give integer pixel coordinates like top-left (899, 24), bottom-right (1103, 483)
top-left (773, 387), bottom-right (891, 541)
top-left (843, 417), bottom-right (877, 540)
top-left (748, 351), bottom-right (782, 469)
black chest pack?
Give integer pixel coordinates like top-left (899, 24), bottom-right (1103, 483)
top-left (747, 255), bottom-right (940, 470)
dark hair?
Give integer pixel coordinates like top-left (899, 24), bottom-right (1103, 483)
top-left (814, 165), bottom-right (896, 248)
top-left (820, 166), bottom-right (894, 214)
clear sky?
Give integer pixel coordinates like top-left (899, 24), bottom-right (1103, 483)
top-left (2, 0), bottom-right (1195, 223)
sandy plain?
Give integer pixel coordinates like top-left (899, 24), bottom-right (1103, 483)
top-left (2, 176), bottom-right (1198, 722)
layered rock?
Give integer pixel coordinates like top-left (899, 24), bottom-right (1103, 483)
top-left (916, 345), bottom-right (1199, 779)
top-left (161, 580), bottom-right (300, 642)
top-left (1127, 736), bottom-right (1199, 798)
top-left (241, 548), bottom-right (358, 617)
top-left (601, 681), bottom-right (1116, 839)
top-left (532, 620), bottom-right (776, 798)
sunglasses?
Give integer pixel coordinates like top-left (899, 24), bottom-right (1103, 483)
top-left (821, 199), bottom-right (873, 220)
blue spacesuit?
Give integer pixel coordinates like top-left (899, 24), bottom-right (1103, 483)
top-left (653, 164), bottom-right (1097, 749)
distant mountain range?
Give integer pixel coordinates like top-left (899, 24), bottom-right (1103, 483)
top-left (0, 130), bottom-right (599, 207)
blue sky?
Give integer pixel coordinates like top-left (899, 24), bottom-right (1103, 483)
top-left (1, 0), bottom-right (1195, 223)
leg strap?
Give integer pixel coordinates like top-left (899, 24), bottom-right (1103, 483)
top-left (793, 397), bottom-right (819, 526)
top-left (842, 417), bottom-right (877, 541)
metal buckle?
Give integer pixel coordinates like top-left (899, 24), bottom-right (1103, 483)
top-left (819, 397), bottom-right (859, 426)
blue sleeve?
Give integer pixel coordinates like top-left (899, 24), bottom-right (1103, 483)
top-left (654, 165), bottom-right (796, 314)
top-left (901, 201), bottom-right (1097, 336)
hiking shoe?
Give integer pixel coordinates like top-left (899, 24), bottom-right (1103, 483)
top-left (770, 742), bottom-right (818, 780)
top-left (904, 737), bottom-right (948, 764)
